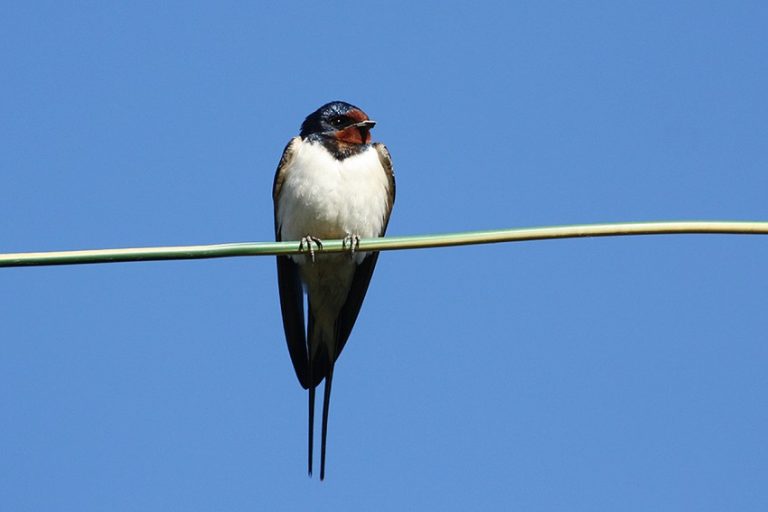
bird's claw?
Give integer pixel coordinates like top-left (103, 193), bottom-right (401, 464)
top-left (342, 234), bottom-right (361, 256)
top-left (299, 235), bottom-right (323, 263)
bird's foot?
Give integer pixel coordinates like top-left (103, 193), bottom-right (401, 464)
top-left (342, 234), bottom-right (361, 257)
top-left (299, 235), bottom-right (323, 263)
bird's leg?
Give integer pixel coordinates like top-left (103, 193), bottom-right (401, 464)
top-left (299, 235), bottom-right (323, 263)
top-left (341, 233), bottom-right (361, 257)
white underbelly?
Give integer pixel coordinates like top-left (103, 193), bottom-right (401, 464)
top-left (277, 140), bottom-right (390, 263)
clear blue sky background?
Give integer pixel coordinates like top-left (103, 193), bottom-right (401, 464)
top-left (2, 2), bottom-right (767, 510)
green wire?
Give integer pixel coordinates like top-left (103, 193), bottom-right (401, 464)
top-left (1, 221), bottom-right (767, 268)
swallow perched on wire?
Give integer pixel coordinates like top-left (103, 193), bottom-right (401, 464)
top-left (272, 101), bottom-right (395, 479)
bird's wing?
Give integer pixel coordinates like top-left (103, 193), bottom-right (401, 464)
top-left (273, 137), bottom-right (311, 389)
top-left (373, 143), bottom-right (397, 231)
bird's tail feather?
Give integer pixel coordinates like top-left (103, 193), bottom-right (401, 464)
top-left (308, 385), bottom-right (315, 476)
top-left (320, 364), bottom-right (334, 481)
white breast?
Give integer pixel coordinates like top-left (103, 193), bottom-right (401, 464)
top-left (277, 139), bottom-right (391, 256)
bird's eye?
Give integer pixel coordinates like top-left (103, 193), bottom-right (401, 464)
top-left (331, 116), bottom-right (345, 127)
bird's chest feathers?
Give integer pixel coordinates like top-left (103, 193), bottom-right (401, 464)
top-left (279, 141), bottom-right (389, 241)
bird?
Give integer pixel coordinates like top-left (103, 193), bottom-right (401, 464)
top-left (272, 101), bottom-right (395, 480)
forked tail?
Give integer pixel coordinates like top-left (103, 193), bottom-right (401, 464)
top-left (320, 365), bottom-right (335, 480)
top-left (308, 385), bottom-right (315, 476)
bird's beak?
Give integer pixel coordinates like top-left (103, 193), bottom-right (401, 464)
top-left (353, 120), bottom-right (376, 144)
top-left (354, 120), bottom-right (376, 129)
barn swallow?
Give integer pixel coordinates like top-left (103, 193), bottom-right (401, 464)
top-left (272, 101), bottom-right (395, 479)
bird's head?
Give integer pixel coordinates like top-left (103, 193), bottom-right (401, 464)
top-left (300, 101), bottom-right (376, 145)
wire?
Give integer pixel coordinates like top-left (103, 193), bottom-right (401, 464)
top-left (1, 221), bottom-right (767, 268)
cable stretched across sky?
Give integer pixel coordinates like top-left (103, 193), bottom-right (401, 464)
top-left (1, 220), bottom-right (767, 268)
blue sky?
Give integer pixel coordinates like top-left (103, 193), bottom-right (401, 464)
top-left (2, 1), bottom-right (767, 510)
